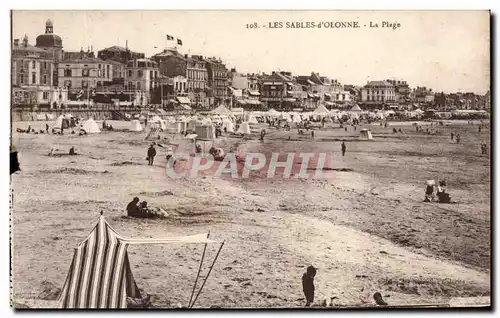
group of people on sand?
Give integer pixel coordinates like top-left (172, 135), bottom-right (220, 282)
top-left (102, 120), bottom-right (114, 131)
top-left (146, 143), bottom-right (175, 166)
top-left (126, 197), bottom-right (167, 219)
top-left (424, 180), bottom-right (451, 203)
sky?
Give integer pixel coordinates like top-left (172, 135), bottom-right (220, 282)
top-left (12, 10), bottom-right (490, 94)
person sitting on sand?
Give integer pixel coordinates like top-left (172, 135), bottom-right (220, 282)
top-left (302, 266), bottom-right (316, 307)
top-left (436, 180), bottom-right (451, 203)
top-left (424, 183), bottom-right (435, 202)
top-left (126, 197), bottom-right (142, 217)
top-left (69, 146), bottom-right (76, 156)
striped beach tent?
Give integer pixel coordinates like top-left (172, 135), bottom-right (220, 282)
top-left (57, 215), bottom-right (223, 309)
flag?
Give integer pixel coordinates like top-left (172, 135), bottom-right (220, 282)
top-left (177, 38), bottom-right (182, 46)
top-left (166, 35), bottom-right (174, 41)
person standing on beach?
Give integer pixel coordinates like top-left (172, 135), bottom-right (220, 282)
top-left (341, 142), bottom-right (346, 157)
top-left (147, 144), bottom-right (156, 166)
top-left (302, 266), bottom-right (316, 307)
top-left (45, 123), bottom-right (49, 133)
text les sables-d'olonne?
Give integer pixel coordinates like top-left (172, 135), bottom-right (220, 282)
top-left (246, 21), bottom-right (401, 30)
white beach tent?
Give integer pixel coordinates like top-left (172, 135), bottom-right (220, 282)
top-left (237, 122), bottom-right (251, 135)
top-left (359, 128), bottom-right (374, 140)
top-left (279, 112), bottom-right (292, 122)
top-left (52, 115), bottom-right (66, 130)
top-left (291, 113), bottom-right (302, 123)
top-left (211, 105), bottom-right (232, 116)
top-left (267, 108), bottom-right (280, 118)
top-left (57, 215), bottom-right (224, 309)
top-left (222, 119), bottom-right (234, 133)
top-left (81, 118), bottom-right (101, 133)
top-left (129, 120), bottom-right (143, 132)
top-left (350, 105), bottom-right (362, 112)
top-left (313, 104), bottom-right (330, 115)
top-left (150, 115), bottom-right (167, 130)
top-left (247, 114), bottom-right (258, 124)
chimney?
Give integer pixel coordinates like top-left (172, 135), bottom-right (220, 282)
top-left (185, 54), bottom-right (188, 58)
top-left (272, 71), bottom-right (275, 75)
top-left (13, 39), bottom-right (19, 46)
top-left (22, 35), bottom-right (28, 47)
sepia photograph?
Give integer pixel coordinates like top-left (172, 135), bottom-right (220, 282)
top-left (9, 10), bottom-right (491, 309)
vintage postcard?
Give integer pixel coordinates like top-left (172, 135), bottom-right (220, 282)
top-left (10, 10), bottom-right (491, 309)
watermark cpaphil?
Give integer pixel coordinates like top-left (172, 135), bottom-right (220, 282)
top-left (165, 152), bottom-right (334, 179)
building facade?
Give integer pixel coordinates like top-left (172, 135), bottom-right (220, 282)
top-left (124, 58), bottom-right (160, 106)
top-left (58, 58), bottom-right (115, 92)
top-left (205, 57), bottom-right (229, 107)
top-left (386, 79), bottom-right (411, 103)
top-left (12, 36), bottom-right (64, 107)
top-left (361, 80), bottom-right (396, 105)
top-left (260, 72), bottom-right (297, 110)
top-left (187, 55), bottom-right (209, 109)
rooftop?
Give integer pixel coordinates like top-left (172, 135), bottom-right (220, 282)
top-left (365, 80), bottom-right (394, 87)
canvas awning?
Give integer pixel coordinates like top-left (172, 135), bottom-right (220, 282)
top-left (248, 91), bottom-right (261, 96)
top-left (238, 99), bottom-right (248, 105)
top-left (324, 93), bottom-right (331, 97)
top-left (177, 97), bottom-right (191, 104)
top-left (307, 79), bottom-right (315, 85)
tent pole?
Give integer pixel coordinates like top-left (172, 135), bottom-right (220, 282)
top-left (188, 233), bottom-right (209, 307)
top-left (189, 241), bottom-right (225, 308)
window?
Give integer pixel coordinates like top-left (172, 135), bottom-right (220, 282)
top-left (32, 61), bottom-right (36, 69)
top-left (176, 82), bottom-right (179, 91)
top-left (42, 92), bottom-right (49, 100)
top-left (137, 82), bottom-right (141, 90)
top-left (42, 74), bottom-right (47, 85)
top-left (32, 72), bottom-right (36, 84)
top-left (82, 80), bottom-right (88, 88)
top-left (20, 74), bottom-right (24, 84)
top-left (128, 70), bottom-right (132, 77)
top-left (107, 65), bottom-right (110, 79)
top-left (64, 69), bottom-right (72, 77)
top-left (137, 70), bottom-right (143, 78)
top-left (150, 71), bottom-right (153, 79)
top-left (82, 69), bottom-right (90, 77)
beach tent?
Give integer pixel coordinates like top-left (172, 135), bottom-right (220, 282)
top-left (52, 115), bottom-right (69, 130)
top-left (267, 109), bottom-right (280, 117)
top-left (359, 128), bottom-right (373, 140)
top-left (57, 215), bottom-right (223, 309)
top-left (222, 119), bottom-right (234, 133)
top-left (236, 122), bottom-right (251, 135)
top-left (81, 118), bottom-right (101, 134)
top-left (195, 123), bottom-right (216, 140)
top-left (247, 114), bottom-right (258, 124)
top-left (350, 105), bottom-right (362, 112)
top-left (211, 105), bottom-right (231, 116)
top-left (291, 113), bottom-right (302, 123)
top-left (279, 112), bottom-right (292, 122)
top-left (129, 120), bottom-right (143, 132)
top-left (150, 116), bottom-right (167, 130)
top-left (313, 104), bottom-right (330, 115)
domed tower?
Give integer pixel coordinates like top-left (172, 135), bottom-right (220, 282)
top-left (36, 19), bottom-right (63, 87)
top-left (36, 19), bottom-right (63, 61)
